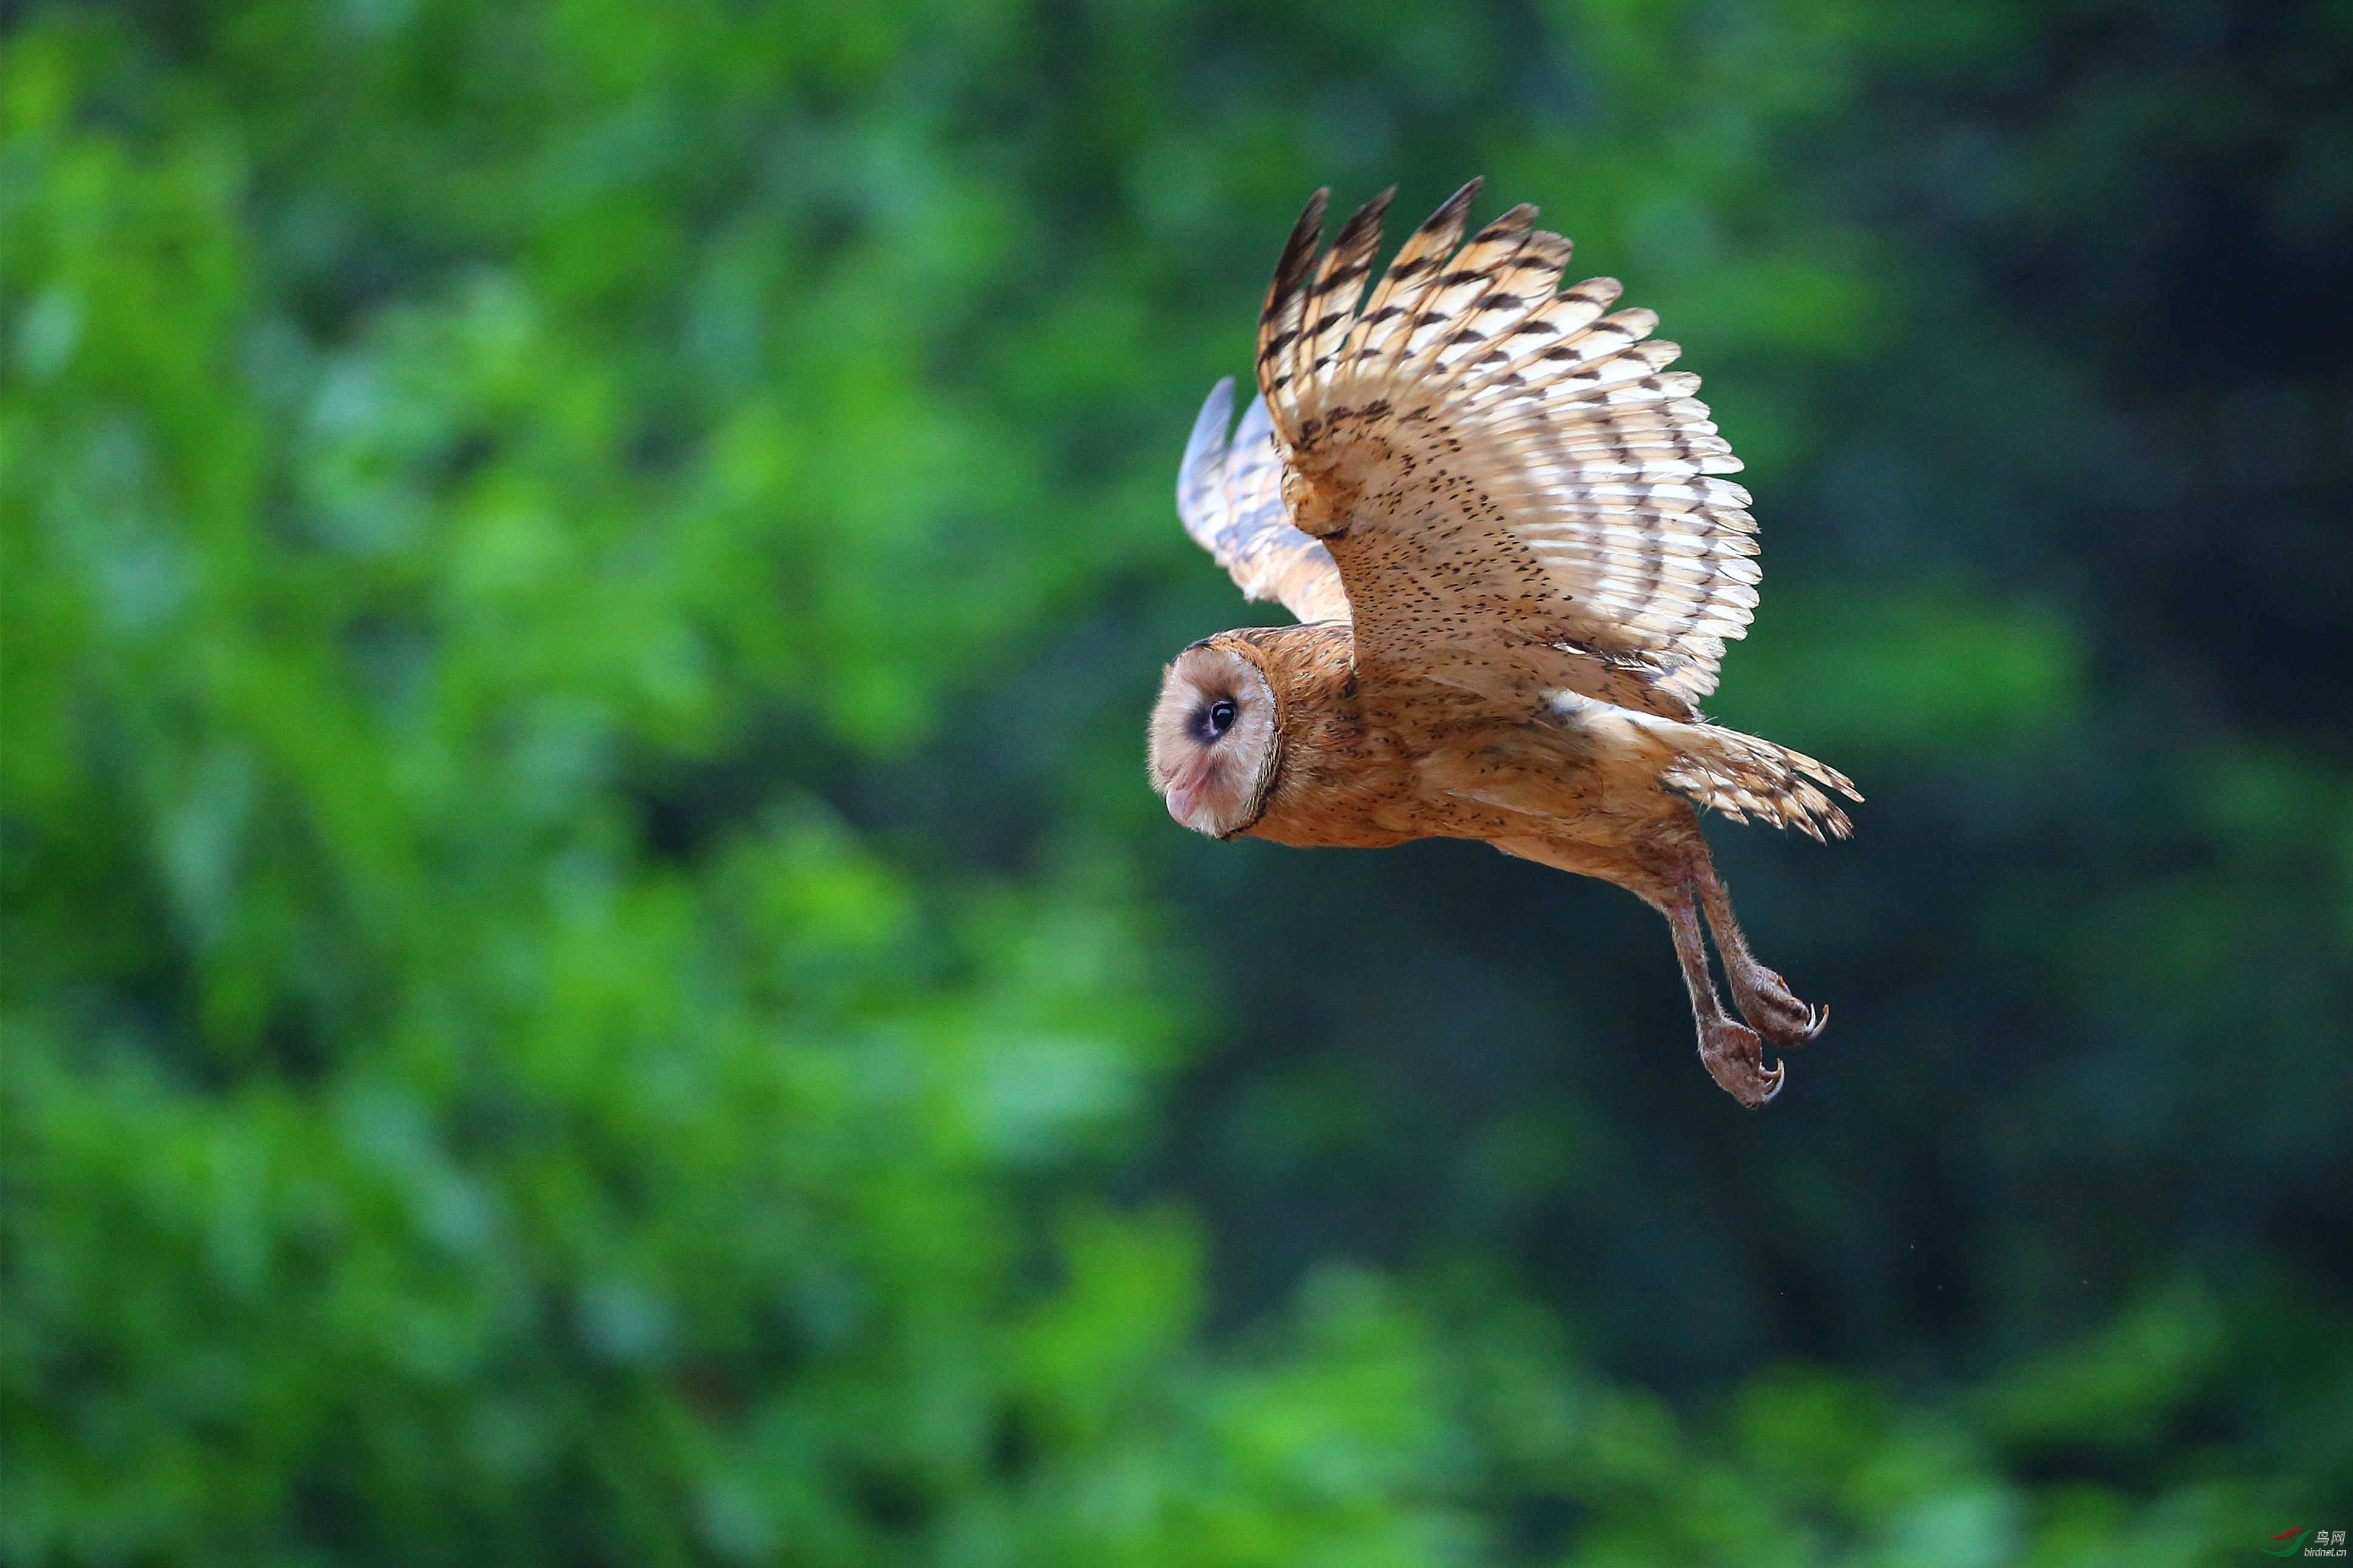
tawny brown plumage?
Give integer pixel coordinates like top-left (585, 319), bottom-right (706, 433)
top-left (1149, 180), bottom-right (1861, 1106)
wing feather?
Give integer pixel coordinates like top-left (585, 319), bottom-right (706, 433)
top-left (1255, 185), bottom-right (1771, 716)
top-left (1175, 377), bottom-right (1350, 624)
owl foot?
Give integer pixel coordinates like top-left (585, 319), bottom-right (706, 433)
top-left (1661, 883), bottom-right (1789, 1106)
top-left (1699, 1018), bottom-right (1784, 1107)
top-left (1730, 965), bottom-right (1827, 1050)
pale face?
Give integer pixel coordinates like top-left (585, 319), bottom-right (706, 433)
top-left (1147, 644), bottom-right (1280, 837)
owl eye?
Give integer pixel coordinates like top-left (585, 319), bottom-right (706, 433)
top-left (1206, 698), bottom-right (1237, 737)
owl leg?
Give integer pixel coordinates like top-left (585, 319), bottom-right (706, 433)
top-left (1661, 884), bottom-right (1784, 1107)
top-left (1691, 854), bottom-right (1827, 1050)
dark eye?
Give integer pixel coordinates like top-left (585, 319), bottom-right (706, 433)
top-left (1207, 699), bottom-right (1237, 737)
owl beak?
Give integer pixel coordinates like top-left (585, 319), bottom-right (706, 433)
top-left (1163, 754), bottom-right (1215, 833)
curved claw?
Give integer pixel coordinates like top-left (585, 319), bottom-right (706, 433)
top-left (1734, 973), bottom-right (1829, 1050)
top-left (1699, 1019), bottom-right (1786, 1109)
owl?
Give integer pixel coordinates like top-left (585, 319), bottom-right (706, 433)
top-left (1148, 180), bottom-right (1861, 1106)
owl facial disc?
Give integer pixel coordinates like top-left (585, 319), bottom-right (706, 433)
top-left (1147, 643), bottom-right (1280, 837)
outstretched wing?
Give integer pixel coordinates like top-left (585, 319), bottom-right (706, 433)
top-left (1255, 180), bottom-right (1762, 720)
top-left (1176, 377), bottom-right (1352, 624)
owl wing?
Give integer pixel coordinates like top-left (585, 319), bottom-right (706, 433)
top-left (1176, 376), bottom-right (1352, 624)
top-left (1253, 180), bottom-right (1762, 720)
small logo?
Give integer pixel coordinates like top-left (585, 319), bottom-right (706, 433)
top-left (2270, 1529), bottom-right (2350, 1559)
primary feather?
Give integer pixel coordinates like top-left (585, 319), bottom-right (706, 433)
top-left (1258, 181), bottom-right (1764, 717)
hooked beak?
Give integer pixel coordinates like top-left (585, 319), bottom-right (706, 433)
top-left (1163, 752), bottom-right (1216, 833)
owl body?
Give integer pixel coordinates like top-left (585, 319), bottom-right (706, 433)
top-left (1149, 181), bottom-right (1861, 1105)
top-left (1160, 624), bottom-right (1698, 867)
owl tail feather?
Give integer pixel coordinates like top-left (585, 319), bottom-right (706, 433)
top-left (1664, 724), bottom-right (1860, 842)
top-left (1551, 692), bottom-right (1860, 841)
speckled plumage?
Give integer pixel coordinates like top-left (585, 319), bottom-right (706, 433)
top-left (1152, 181), bottom-right (1863, 1106)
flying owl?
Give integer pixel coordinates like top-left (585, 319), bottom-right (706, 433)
top-left (1147, 180), bottom-right (1861, 1107)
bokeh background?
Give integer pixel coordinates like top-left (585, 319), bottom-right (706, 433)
top-left (5, 1), bottom-right (2351, 1562)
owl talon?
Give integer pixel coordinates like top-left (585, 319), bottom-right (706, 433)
top-left (1732, 967), bottom-right (1829, 1050)
top-left (1699, 1019), bottom-right (1784, 1107)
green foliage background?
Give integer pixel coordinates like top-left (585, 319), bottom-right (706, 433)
top-left (4, 1), bottom-right (2349, 1562)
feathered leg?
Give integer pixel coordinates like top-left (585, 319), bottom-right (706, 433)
top-left (1660, 882), bottom-right (1784, 1107)
top-left (1690, 852), bottom-right (1827, 1050)
top-left (1491, 826), bottom-right (1799, 1105)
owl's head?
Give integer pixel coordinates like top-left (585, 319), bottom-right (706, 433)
top-left (1148, 637), bottom-right (1282, 837)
